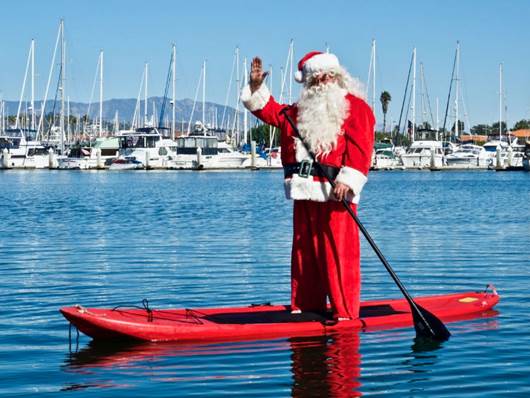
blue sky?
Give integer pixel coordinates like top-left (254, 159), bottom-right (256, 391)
top-left (1, 0), bottom-right (529, 128)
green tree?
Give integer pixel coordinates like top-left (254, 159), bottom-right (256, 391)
top-left (249, 124), bottom-right (279, 147)
top-left (513, 119), bottom-right (530, 130)
top-left (451, 120), bottom-right (465, 134)
top-left (379, 91), bottom-right (391, 133)
top-left (491, 121), bottom-right (507, 135)
top-left (470, 124), bottom-right (491, 135)
top-left (418, 121), bottom-right (432, 130)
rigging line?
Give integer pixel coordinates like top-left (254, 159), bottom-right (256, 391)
top-left (458, 65), bottom-right (472, 134)
top-left (367, 49), bottom-right (373, 100)
top-left (46, 62), bottom-right (63, 143)
top-left (279, 41), bottom-right (292, 103)
top-left (36, 22), bottom-right (61, 142)
top-left (187, 65), bottom-right (203, 135)
top-left (158, 51), bottom-right (173, 129)
top-left (442, 45), bottom-right (458, 138)
top-left (15, 42), bottom-right (33, 129)
top-left (221, 51), bottom-right (236, 132)
top-left (131, 69), bottom-right (145, 129)
top-left (421, 64), bottom-right (436, 128)
top-left (84, 55), bottom-right (100, 135)
top-left (397, 50), bottom-right (414, 137)
top-left (401, 82), bottom-right (413, 136)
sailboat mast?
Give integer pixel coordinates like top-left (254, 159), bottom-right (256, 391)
top-left (99, 50), bottom-right (104, 136)
top-left (411, 47), bottom-right (416, 142)
top-left (202, 59), bottom-right (206, 128)
top-left (172, 44), bottom-right (176, 139)
top-left (60, 19), bottom-right (65, 154)
top-left (67, 96), bottom-right (71, 142)
top-left (436, 97), bottom-right (439, 140)
top-left (235, 47), bottom-right (240, 142)
top-left (455, 41), bottom-right (460, 139)
top-left (144, 62), bottom-right (148, 126)
top-left (372, 39), bottom-right (376, 111)
top-left (31, 39), bottom-right (35, 130)
top-left (15, 41), bottom-right (33, 130)
top-left (243, 57), bottom-right (248, 145)
top-left (289, 40), bottom-right (293, 104)
top-left (499, 63), bottom-right (503, 140)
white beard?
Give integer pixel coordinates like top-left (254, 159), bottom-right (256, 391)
top-left (297, 82), bottom-right (349, 155)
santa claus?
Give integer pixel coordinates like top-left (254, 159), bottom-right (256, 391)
top-left (241, 51), bottom-right (375, 322)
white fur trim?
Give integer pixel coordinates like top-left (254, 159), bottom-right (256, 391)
top-left (335, 166), bottom-right (367, 196)
top-left (303, 53), bottom-right (340, 77)
top-left (240, 84), bottom-right (271, 112)
top-left (284, 175), bottom-right (360, 204)
top-left (294, 137), bottom-right (311, 162)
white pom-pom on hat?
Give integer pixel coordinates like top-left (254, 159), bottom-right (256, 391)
top-left (295, 51), bottom-right (341, 83)
top-left (294, 70), bottom-right (304, 83)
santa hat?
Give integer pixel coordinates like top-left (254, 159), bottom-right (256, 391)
top-left (294, 51), bottom-right (341, 83)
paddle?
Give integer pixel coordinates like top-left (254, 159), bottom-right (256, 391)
top-left (280, 108), bottom-right (451, 341)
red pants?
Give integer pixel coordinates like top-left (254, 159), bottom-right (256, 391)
top-left (291, 200), bottom-right (361, 319)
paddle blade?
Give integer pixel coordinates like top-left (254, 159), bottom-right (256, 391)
top-left (411, 303), bottom-right (451, 341)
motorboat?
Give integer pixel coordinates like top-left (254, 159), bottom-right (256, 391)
top-left (113, 127), bottom-right (178, 169)
top-left (372, 139), bottom-right (401, 169)
top-left (167, 134), bottom-right (250, 170)
top-left (400, 140), bottom-right (444, 169)
top-left (373, 148), bottom-right (401, 169)
top-left (108, 156), bottom-right (143, 171)
top-left (0, 128), bottom-right (54, 169)
top-left (57, 137), bottom-right (119, 170)
top-left (483, 139), bottom-right (508, 165)
top-left (445, 144), bottom-right (490, 168)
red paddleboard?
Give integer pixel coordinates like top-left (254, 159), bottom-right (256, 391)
top-left (60, 290), bottom-right (499, 343)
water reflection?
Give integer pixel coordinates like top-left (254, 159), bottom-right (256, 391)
top-left (290, 332), bottom-right (362, 397)
top-left (62, 316), bottom-right (500, 395)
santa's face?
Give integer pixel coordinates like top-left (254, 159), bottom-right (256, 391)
top-left (297, 75), bottom-right (349, 155)
top-left (307, 72), bottom-right (337, 88)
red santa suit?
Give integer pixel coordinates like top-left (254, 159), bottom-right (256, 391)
top-left (241, 53), bottom-right (375, 320)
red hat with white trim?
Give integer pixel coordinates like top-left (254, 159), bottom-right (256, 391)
top-left (294, 51), bottom-right (341, 83)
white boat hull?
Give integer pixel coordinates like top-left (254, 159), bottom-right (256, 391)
top-left (401, 154), bottom-right (443, 169)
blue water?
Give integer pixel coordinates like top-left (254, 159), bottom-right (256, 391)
top-left (0, 169), bottom-right (529, 397)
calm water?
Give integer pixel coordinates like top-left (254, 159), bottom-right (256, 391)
top-left (0, 169), bottom-right (529, 397)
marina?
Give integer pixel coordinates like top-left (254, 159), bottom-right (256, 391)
top-left (1, 1), bottom-right (530, 397)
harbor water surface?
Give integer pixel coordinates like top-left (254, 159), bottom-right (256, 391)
top-left (1, 169), bottom-right (529, 397)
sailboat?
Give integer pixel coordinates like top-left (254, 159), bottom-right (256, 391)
top-left (0, 39), bottom-right (52, 169)
top-left (58, 50), bottom-right (119, 169)
top-left (167, 56), bottom-right (249, 170)
top-left (399, 48), bottom-right (444, 168)
top-left (110, 52), bottom-right (179, 170)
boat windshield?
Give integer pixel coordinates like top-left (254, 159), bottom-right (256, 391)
top-left (0, 137), bottom-right (21, 149)
top-left (176, 136), bottom-right (219, 155)
top-left (119, 135), bottom-right (159, 149)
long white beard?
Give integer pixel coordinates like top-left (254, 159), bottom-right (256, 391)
top-left (297, 82), bottom-right (349, 155)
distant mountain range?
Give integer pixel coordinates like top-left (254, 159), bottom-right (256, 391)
top-left (3, 97), bottom-right (243, 128)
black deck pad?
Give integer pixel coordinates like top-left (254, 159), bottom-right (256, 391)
top-left (204, 304), bottom-right (405, 325)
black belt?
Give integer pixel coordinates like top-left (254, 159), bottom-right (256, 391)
top-left (284, 161), bottom-right (340, 179)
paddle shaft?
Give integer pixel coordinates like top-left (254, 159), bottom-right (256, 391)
top-left (280, 109), bottom-right (447, 338)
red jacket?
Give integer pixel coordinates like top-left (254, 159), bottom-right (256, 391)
top-left (241, 84), bottom-right (375, 204)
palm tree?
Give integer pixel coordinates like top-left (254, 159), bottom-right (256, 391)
top-left (380, 91), bottom-right (391, 133)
